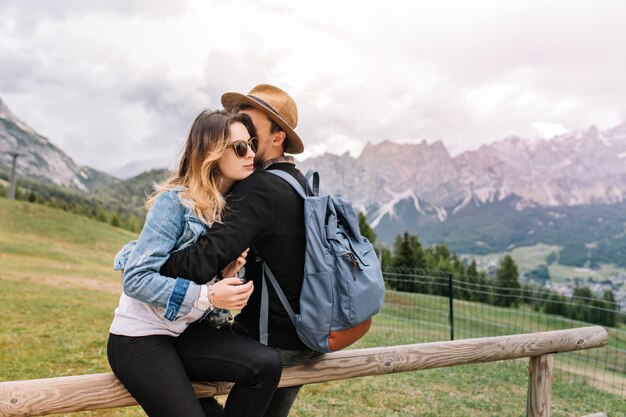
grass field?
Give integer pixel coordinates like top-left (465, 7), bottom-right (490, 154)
top-left (1, 198), bottom-right (625, 416)
top-left (468, 243), bottom-right (626, 282)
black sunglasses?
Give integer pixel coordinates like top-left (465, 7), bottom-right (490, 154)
top-left (228, 137), bottom-right (258, 158)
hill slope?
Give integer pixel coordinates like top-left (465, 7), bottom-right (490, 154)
top-left (94, 168), bottom-right (169, 213)
top-left (0, 197), bottom-right (136, 290)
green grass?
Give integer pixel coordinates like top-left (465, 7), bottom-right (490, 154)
top-left (379, 290), bottom-right (626, 378)
top-left (297, 363), bottom-right (626, 417)
top-left (470, 243), bottom-right (626, 282)
top-left (1, 280), bottom-right (624, 417)
top-left (1, 198), bottom-right (625, 416)
top-left (0, 198), bottom-right (135, 287)
top-left (548, 263), bottom-right (626, 282)
top-left (0, 279), bottom-right (116, 380)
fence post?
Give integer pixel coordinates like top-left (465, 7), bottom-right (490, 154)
top-left (527, 353), bottom-right (554, 417)
top-left (448, 272), bottom-right (454, 341)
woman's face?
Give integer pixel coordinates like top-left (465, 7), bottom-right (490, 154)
top-left (217, 121), bottom-right (255, 185)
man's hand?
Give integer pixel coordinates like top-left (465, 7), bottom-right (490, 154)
top-left (220, 248), bottom-right (249, 279)
top-left (211, 278), bottom-right (254, 310)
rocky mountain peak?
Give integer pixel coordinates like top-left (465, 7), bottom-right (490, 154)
top-left (0, 97), bottom-right (38, 137)
top-left (0, 94), bottom-right (118, 192)
top-left (301, 122), bottom-right (626, 218)
top-left (0, 97), bottom-right (9, 115)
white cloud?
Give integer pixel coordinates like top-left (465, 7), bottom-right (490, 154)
top-left (298, 133), bottom-right (365, 161)
top-left (0, 0), bottom-right (625, 172)
top-left (590, 111), bottom-right (622, 130)
top-left (467, 83), bottom-right (519, 115)
top-left (532, 122), bottom-right (567, 139)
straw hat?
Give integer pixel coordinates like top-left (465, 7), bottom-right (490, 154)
top-left (221, 84), bottom-right (303, 154)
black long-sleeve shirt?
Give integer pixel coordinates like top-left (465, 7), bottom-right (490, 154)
top-left (160, 163), bottom-right (307, 350)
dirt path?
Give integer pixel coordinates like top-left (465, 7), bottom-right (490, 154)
top-left (1, 273), bottom-right (121, 294)
top-left (555, 357), bottom-right (626, 397)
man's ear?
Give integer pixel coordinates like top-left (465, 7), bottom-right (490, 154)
top-left (272, 131), bottom-right (287, 147)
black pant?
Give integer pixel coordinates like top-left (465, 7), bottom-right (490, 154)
top-left (222, 321), bottom-right (321, 417)
top-left (107, 325), bottom-right (282, 417)
top-left (182, 321), bottom-right (320, 417)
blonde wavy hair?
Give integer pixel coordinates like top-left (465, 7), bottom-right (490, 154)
top-left (146, 109), bottom-right (256, 225)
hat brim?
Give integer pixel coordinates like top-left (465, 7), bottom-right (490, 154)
top-left (221, 92), bottom-right (304, 154)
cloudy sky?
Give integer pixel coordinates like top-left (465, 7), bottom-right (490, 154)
top-left (1, 0), bottom-right (625, 173)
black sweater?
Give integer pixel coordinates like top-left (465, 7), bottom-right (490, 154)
top-left (160, 163), bottom-right (307, 350)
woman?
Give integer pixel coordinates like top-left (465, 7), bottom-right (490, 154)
top-left (107, 109), bottom-right (282, 417)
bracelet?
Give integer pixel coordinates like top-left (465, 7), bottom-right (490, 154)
top-left (208, 284), bottom-right (215, 308)
top-left (193, 284), bottom-right (212, 311)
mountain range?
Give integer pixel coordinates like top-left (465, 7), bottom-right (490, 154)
top-left (3, 93), bottom-right (626, 263)
top-left (0, 97), bottom-right (118, 192)
top-left (299, 124), bottom-right (626, 221)
top-left (297, 123), bottom-right (626, 252)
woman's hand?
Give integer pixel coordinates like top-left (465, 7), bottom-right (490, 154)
top-left (210, 278), bottom-right (253, 310)
top-left (220, 248), bottom-right (249, 279)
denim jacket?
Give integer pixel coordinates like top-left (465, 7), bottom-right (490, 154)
top-left (114, 188), bottom-right (209, 321)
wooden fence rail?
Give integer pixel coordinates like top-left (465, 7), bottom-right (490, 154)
top-left (0, 326), bottom-right (608, 417)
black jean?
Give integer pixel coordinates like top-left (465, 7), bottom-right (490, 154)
top-left (222, 321), bottom-right (321, 417)
top-left (107, 324), bottom-right (282, 417)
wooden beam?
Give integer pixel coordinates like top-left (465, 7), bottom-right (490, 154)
top-left (0, 326), bottom-right (608, 417)
top-left (527, 354), bottom-right (554, 417)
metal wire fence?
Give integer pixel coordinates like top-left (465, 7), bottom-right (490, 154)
top-left (368, 268), bottom-right (626, 398)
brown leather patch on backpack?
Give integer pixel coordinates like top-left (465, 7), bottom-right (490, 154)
top-left (328, 319), bottom-right (372, 351)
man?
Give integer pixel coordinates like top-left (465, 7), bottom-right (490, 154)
top-left (160, 84), bottom-right (316, 417)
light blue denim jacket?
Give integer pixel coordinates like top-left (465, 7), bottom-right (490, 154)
top-left (114, 187), bottom-right (208, 321)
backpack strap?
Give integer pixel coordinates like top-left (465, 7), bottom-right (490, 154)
top-left (304, 170), bottom-right (320, 196)
top-left (259, 168), bottom-right (319, 345)
top-left (267, 169), bottom-right (319, 197)
top-left (259, 270), bottom-right (269, 345)
top-left (259, 263), bottom-right (297, 345)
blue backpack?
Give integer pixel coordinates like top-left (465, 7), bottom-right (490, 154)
top-left (259, 170), bottom-right (385, 352)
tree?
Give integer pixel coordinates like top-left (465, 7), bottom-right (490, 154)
top-left (423, 247), bottom-right (436, 269)
top-left (110, 213), bottom-right (120, 227)
top-left (392, 232), bottom-right (426, 269)
top-left (558, 244), bottom-right (588, 267)
top-left (96, 208), bottom-right (108, 223)
top-left (357, 212), bottom-right (376, 243)
top-left (525, 264), bottom-right (550, 285)
top-left (474, 273), bottom-right (492, 304)
top-left (467, 259), bottom-right (478, 276)
top-left (378, 246), bottom-right (393, 268)
top-left (493, 255), bottom-right (521, 307)
top-left (391, 232), bottom-right (427, 293)
top-left (124, 215), bottom-right (143, 233)
top-left (601, 290), bottom-right (617, 327)
top-left (569, 287), bottom-right (593, 322)
top-left (572, 286), bottom-right (593, 299)
top-left (543, 293), bottom-right (568, 316)
top-left (450, 255), bottom-right (466, 275)
top-left (433, 245), bottom-right (451, 262)
top-left (461, 259), bottom-right (480, 302)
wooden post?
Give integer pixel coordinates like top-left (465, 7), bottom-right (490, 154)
top-left (527, 354), bottom-right (554, 417)
top-left (7, 152), bottom-right (22, 200)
